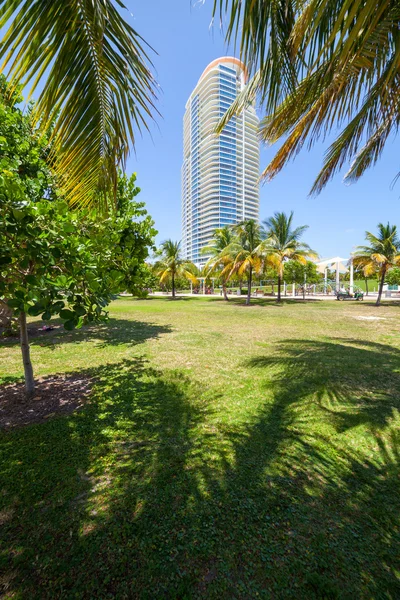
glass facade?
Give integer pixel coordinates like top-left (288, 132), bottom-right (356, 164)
top-left (182, 57), bottom-right (260, 265)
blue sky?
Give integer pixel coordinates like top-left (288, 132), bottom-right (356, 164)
top-left (128, 1), bottom-right (399, 258)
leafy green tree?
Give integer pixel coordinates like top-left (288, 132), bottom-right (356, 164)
top-left (0, 83), bottom-right (156, 395)
top-left (263, 212), bottom-right (317, 302)
top-left (100, 172), bottom-right (158, 296)
top-left (0, 0), bottom-right (157, 207)
top-left (284, 260), bottom-right (320, 285)
top-left (353, 223), bottom-right (400, 306)
top-left (154, 241), bottom-right (198, 298)
top-left (385, 268), bottom-right (400, 287)
top-left (131, 264), bottom-right (158, 297)
top-left (202, 226), bottom-right (235, 301)
top-left (229, 220), bottom-right (266, 306)
top-left (214, 0), bottom-right (400, 193)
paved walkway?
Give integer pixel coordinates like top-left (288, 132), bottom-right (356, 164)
top-left (151, 292), bottom-right (400, 301)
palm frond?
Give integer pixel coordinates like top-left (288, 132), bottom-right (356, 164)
top-left (215, 71), bottom-right (261, 133)
top-left (215, 0), bottom-right (400, 192)
top-left (212, 0), bottom-right (298, 113)
top-left (0, 0), bottom-right (158, 207)
top-left (363, 262), bottom-right (379, 277)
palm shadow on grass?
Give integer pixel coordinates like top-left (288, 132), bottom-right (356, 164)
top-left (1, 339), bottom-right (399, 598)
top-left (350, 299), bottom-right (400, 308)
top-left (0, 357), bottom-right (211, 598)
top-left (248, 338), bottom-right (400, 432)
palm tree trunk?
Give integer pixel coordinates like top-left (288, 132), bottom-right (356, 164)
top-left (20, 311), bottom-right (35, 397)
top-left (277, 275), bottom-right (282, 302)
top-left (172, 271), bottom-right (175, 298)
top-left (246, 266), bottom-right (253, 306)
top-left (365, 278), bottom-right (369, 296)
top-left (376, 269), bottom-right (386, 306)
top-left (223, 282), bottom-right (229, 301)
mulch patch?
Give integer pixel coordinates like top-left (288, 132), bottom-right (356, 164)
top-left (0, 374), bottom-right (93, 430)
top-left (1, 324), bottom-right (63, 343)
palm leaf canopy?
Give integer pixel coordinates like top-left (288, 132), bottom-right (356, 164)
top-left (213, 0), bottom-right (400, 193)
top-left (264, 211), bottom-right (308, 250)
top-left (202, 226), bottom-right (235, 275)
top-left (263, 211), bottom-right (317, 268)
top-left (260, 211), bottom-right (317, 277)
top-left (0, 0), bottom-right (157, 207)
top-left (227, 220), bottom-right (267, 277)
top-left (353, 223), bottom-right (400, 273)
top-left (154, 240), bottom-right (198, 284)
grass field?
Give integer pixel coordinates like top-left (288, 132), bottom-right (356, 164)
top-left (1, 297), bottom-right (400, 599)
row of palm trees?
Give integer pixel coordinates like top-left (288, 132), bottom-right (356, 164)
top-left (154, 212), bottom-right (317, 304)
top-left (155, 218), bottom-right (400, 307)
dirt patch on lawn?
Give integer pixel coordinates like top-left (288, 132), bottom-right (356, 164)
top-left (0, 374), bottom-right (93, 430)
top-left (1, 324), bottom-right (63, 343)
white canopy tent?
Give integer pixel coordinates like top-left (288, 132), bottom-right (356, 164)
top-left (315, 256), bottom-right (354, 293)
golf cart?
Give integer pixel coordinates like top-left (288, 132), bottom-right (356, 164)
top-left (336, 288), bottom-right (364, 301)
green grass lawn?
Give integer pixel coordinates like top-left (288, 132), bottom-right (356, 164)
top-left (1, 297), bottom-right (400, 599)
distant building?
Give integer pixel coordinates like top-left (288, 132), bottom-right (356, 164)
top-left (181, 57), bottom-right (260, 266)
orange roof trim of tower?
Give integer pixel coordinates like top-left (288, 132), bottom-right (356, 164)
top-left (198, 57), bottom-right (248, 85)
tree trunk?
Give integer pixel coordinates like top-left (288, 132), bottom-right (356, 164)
top-left (277, 275), bottom-right (282, 302)
top-left (20, 311), bottom-right (35, 397)
top-left (172, 272), bottom-right (175, 298)
top-left (223, 282), bottom-right (229, 301)
top-left (376, 269), bottom-right (386, 306)
top-left (365, 278), bottom-right (369, 296)
top-left (246, 266), bottom-right (253, 306)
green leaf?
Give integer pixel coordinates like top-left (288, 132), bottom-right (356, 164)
top-left (63, 320), bottom-right (75, 331)
top-left (28, 303), bottom-right (44, 316)
top-left (7, 298), bottom-right (23, 309)
top-left (60, 309), bottom-right (75, 320)
top-left (53, 301), bottom-right (65, 311)
top-left (73, 305), bottom-right (86, 317)
top-left (12, 208), bottom-right (24, 221)
top-left (25, 274), bottom-right (37, 285)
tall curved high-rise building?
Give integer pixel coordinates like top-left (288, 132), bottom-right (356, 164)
top-left (181, 57), bottom-right (260, 266)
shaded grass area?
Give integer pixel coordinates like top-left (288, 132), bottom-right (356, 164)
top-left (1, 298), bottom-right (400, 598)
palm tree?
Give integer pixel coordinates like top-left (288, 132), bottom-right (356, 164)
top-left (213, 0), bottom-right (400, 194)
top-left (353, 223), bottom-right (400, 306)
top-left (154, 240), bottom-right (197, 299)
top-left (263, 212), bottom-right (317, 302)
top-left (0, 0), bottom-right (157, 207)
top-left (202, 227), bottom-right (235, 301)
top-left (229, 220), bottom-right (266, 306)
